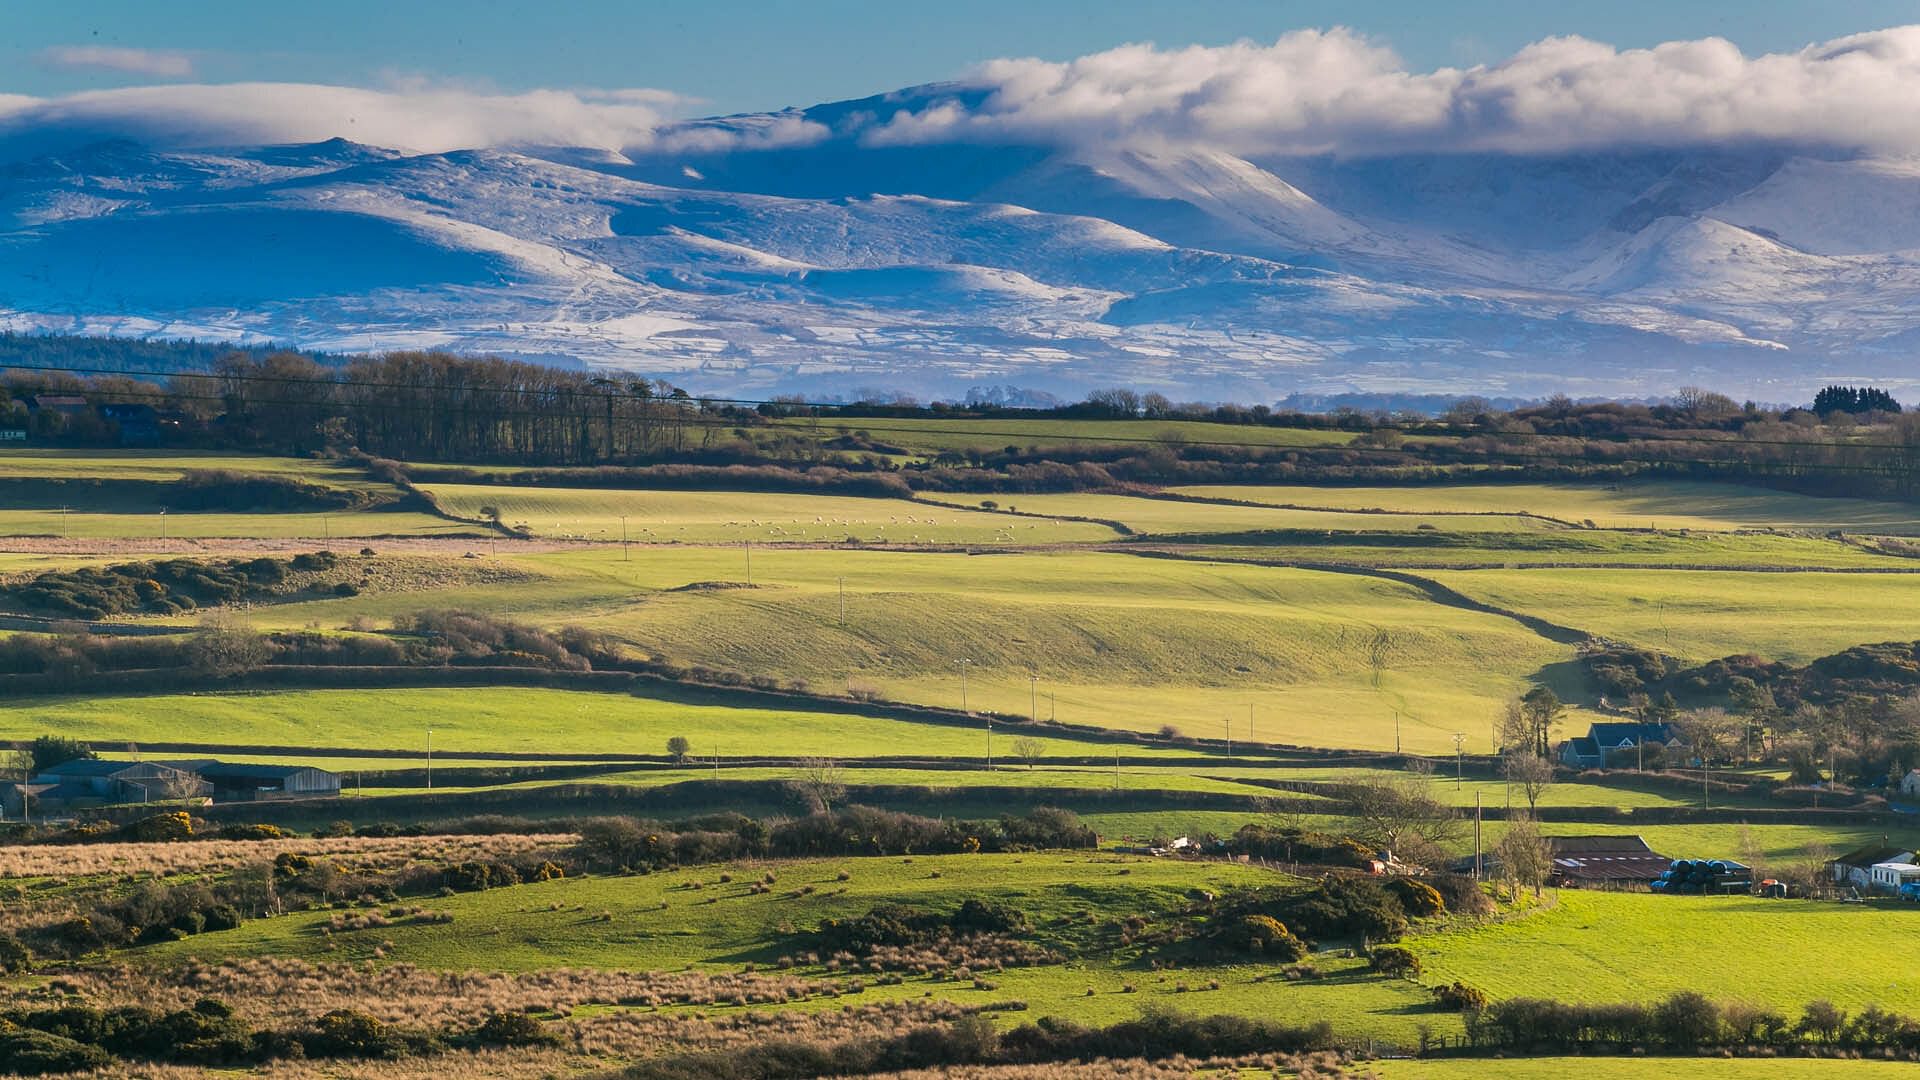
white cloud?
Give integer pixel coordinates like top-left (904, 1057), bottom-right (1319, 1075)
top-left (863, 25), bottom-right (1920, 156)
top-left (0, 82), bottom-right (688, 156)
top-left (7, 26), bottom-right (1920, 160)
top-left (39, 45), bottom-right (195, 79)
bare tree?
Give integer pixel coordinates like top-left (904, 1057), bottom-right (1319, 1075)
top-left (151, 767), bottom-right (206, 804)
top-left (1497, 813), bottom-right (1554, 898)
top-left (796, 758), bottom-right (845, 814)
top-left (1346, 761), bottom-right (1460, 867)
top-left (188, 613), bottom-right (270, 677)
top-left (1502, 752), bottom-right (1556, 813)
top-left (1674, 708), bottom-right (1738, 765)
top-left (1011, 736), bottom-right (1046, 771)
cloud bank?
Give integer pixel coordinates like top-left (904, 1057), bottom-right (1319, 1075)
top-left (5, 26), bottom-right (1920, 160)
top-left (38, 45), bottom-right (195, 79)
top-left (869, 26), bottom-right (1920, 156)
top-left (0, 82), bottom-right (690, 158)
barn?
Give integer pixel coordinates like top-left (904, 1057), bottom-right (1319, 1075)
top-left (190, 762), bottom-right (341, 802)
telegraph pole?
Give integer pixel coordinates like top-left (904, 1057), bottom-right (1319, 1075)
top-left (1473, 791), bottom-right (1483, 882)
top-left (1225, 717), bottom-right (1233, 760)
top-left (426, 728), bottom-right (433, 791)
top-left (744, 542), bottom-right (752, 586)
top-left (620, 515), bottom-right (629, 561)
top-left (956, 658), bottom-right (972, 712)
top-left (1453, 732), bottom-right (1466, 789)
top-left (838, 577), bottom-right (845, 625)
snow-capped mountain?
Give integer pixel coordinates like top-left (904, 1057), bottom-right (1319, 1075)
top-left (6, 86), bottom-right (1920, 401)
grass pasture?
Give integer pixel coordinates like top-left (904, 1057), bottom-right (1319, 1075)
top-left (1427, 567), bottom-right (1920, 663)
top-left (776, 416), bottom-right (1360, 455)
top-left (930, 492), bottom-right (1550, 535)
top-left (231, 546), bottom-right (1572, 753)
top-left (0, 685), bottom-right (1183, 760)
top-left (1407, 889), bottom-right (1920, 1016)
top-left (1172, 479), bottom-right (1920, 533)
top-left (419, 483), bottom-right (1117, 543)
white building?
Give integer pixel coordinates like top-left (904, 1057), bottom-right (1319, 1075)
top-left (1869, 861), bottom-right (1920, 892)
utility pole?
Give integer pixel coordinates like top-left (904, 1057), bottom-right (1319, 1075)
top-left (426, 728), bottom-right (433, 791)
top-left (1473, 791), bottom-right (1483, 882)
top-left (1395, 711), bottom-right (1402, 754)
top-left (1453, 732), bottom-right (1466, 789)
top-left (957, 658), bottom-right (972, 712)
top-left (620, 515), bottom-right (629, 561)
top-left (1225, 717), bottom-right (1233, 760)
top-left (1114, 748), bottom-right (1121, 791)
top-left (1248, 703), bottom-right (1255, 746)
top-left (986, 714), bottom-right (993, 771)
top-left (1049, 691), bottom-right (1055, 722)
top-left (1029, 674), bottom-right (1038, 724)
top-left (744, 542), bottom-right (752, 586)
top-left (838, 577), bottom-right (845, 625)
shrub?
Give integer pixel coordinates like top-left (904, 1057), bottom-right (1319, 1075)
top-left (1218, 914), bottom-right (1307, 960)
top-left (117, 812), bottom-right (193, 843)
top-left (1427, 873), bottom-right (1494, 917)
top-left (1385, 878), bottom-right (1446, 918)
top-left (0, 933), bottom-right (31, 973)
top-left (0, 1028), bottom-right (112, 1075)
top-left (304, 1010), bottom-right (411, 1059)
top-left (1433, 981), bottom-right (1490, 1011)
top-left (468, 1012), bottom-right (559, 1048)
top-left (1369, 945), bottom-right (1422, 978)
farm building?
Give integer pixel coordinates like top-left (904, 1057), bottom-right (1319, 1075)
top-left (1546, 834), bottom-right (1676, 887)
top-left (1869, 861), bottom-right (1920, 892)
top-left (188, 762), bottom-right (341, 801)
top-left (1560, 722), bottom-right (1686, 770)
top-left (1900, 768), bottom-right (1920, 798)
top-left (1827, 843), bottom-right (1917, 889)
top-left (4, 759), bottom-right (211, 815)
top-left (3, 758), bottom-right (339, 815)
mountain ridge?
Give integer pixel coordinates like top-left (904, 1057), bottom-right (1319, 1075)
top-left (3, 87), bottom-right (1918, 401)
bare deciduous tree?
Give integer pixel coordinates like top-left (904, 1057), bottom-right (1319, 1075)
top-left (796, 757), bottom-right (845, 814)
top-left (1011, 736), bottom-right (1046, 771)
top-left (1347, 761), bottom-right (1460, 868)
top-left (1497, 813), bottom-right (1554, 898)
top-left (188, 613), bottom-right (270, 677)
top-left (1502, 751), bottom-right (1556, 813)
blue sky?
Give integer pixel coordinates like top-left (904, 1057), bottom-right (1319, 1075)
top-left (9, 0), bottom-right (1920, 115)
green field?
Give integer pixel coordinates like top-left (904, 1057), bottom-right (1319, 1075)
top-left (0, 686), bottom-right (1184, 760)
top-left (1178, 530), bottom-right (1907, 569)
top-left (238, 546), bottom-right (1570, 753)
top-left (417, 483), bottom-right (1116, 543)
top-left (1172, 479), bottom-right (1920, 533)
top-left (137, 851), bottom-right (1432, 1039)
top-left (776, 416), bottom-right (1360, 455)
top-left (1427, 567), bottom-right (1920, 663)
top-left (0, 449), bottom-right (384, 488)
top-left (1407, 889), bottom-right (1920, 1015)
top-left (131, 849), bottom-right (1920, 1048)
top-left (929, 492), bottom-right (1549, 535)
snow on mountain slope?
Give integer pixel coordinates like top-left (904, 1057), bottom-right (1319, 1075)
top-left (1709, 157), bottom-right (1920, 255)
top-left (5, 114), bottom-right (1920, 399)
